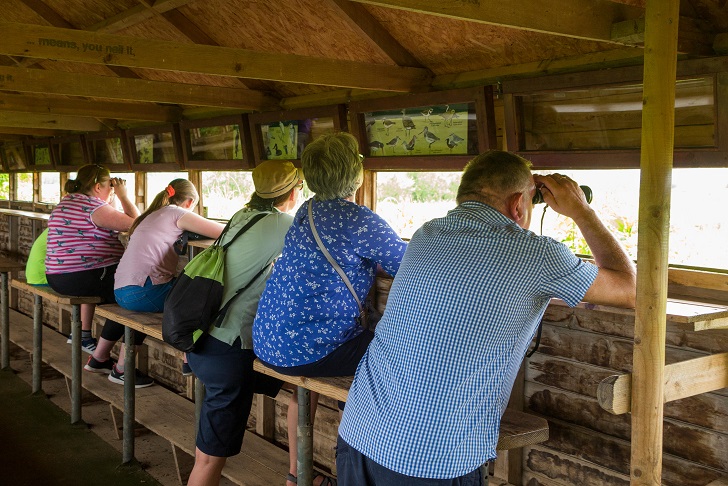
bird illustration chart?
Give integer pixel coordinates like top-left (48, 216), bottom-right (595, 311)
top-left (261, 120), bottom-right (299, 160)
top-left (363, 103), bottom-right (469, 156)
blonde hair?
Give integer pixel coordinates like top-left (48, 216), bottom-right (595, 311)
top-left (129, 179), bottom-right (198, 236)
top-left (302, 132), bottom-right (362, 200)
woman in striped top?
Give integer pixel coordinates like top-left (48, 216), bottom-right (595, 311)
top-left (46, 164), bottom-right (140, 361)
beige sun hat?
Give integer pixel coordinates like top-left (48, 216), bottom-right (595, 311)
top-left (252, 160), bottom-right (303, 199)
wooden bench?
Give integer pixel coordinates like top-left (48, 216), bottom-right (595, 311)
top-left (94, 303), bottom-right (211, 465)
top-left (253, 359), bottom-right (549, 486)
top-left (6, 307), bottom-right (288, 485)
top-left (10, 277), bottom-right (101, 424)
top-left (0, 257), bottom-right (26, 370)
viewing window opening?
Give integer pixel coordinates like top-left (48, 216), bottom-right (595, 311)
top-left (376, 168), bottom-right (728, 270)
top-left (201, 171), bottom-right (311, 220)
top-left (15, 173), bottom-right (33, 201)
top-left (40, 173), bottom-right (61, 203)
top-left (0, 174), bottom-right (9, 200)
top-left (146, 172), bottom-right (185, 208)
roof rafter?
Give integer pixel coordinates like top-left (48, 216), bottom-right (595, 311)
top-left (0, 92), bottom-right (182, 122)
top-left (0, 111), bottom-right (112, 132)
top-left (88, 0), bottom-right (194, 33)
top-left (0, 66), bottom-right (278, 110)
top-left (0, 22), bottom-right (430, 91)
top-left (348, 0), bottom-right (642, 42)
top-left (325, 0), bottom-right (424, 68)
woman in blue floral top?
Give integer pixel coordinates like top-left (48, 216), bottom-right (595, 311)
top-left (253, 132), bottom-right (407, 486)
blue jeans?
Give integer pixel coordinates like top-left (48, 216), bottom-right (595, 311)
top-left (336, 435), bottom-right (484, 486)
top-left (114, 277), bottom-right (174, 313)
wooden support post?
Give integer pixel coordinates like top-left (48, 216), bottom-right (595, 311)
top-left (631, 0), bottom-right (679, 484)
top-left (255, 394), bottom-right (277, 440)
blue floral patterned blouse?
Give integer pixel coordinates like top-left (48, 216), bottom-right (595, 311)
top-left (253, 198), bottom-right (407, 367)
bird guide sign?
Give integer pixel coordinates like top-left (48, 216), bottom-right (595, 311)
top-left (363, 103), bottom-right (469, 157)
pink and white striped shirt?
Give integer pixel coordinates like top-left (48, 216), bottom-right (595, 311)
top-left (45, 193), bottom-right (125, 274)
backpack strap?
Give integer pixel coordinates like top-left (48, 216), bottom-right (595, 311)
top-left (212, 263), bottom-right (271, 328)
top-left (221, 212), bottom-right (268, 251)
top-left (307, 199), bottom-right (363, 315)
top-left (209, 211), bottom-right (271, 328)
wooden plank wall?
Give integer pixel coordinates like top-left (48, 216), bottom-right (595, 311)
top-left (524, 292), bottom-right (728, 484)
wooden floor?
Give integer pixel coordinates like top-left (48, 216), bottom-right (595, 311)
top-left (6, 308), bottom-right (289, 486)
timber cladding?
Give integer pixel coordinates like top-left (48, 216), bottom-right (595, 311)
top-left (527, 305), bottom-right (728, 485)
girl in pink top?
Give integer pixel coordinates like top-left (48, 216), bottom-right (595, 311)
top-left (86, 179), bottom-right (224, 387)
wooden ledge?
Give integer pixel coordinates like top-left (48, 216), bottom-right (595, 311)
top-left (0, 208), bottom-right (51, 221)
top-left (11, 277), bottom-right (101, 305)
top-left (253, 359), bottom-right (352, 402)
top-left (0, 256), bottom-right (25, 273)
top-left (253, 359), bottom-right (549, 450)
top-left (548, 298), bottom-right (728, 331)
top-left (94, 304), bottom-right (163, 340)
top-left (598, 352), bottom-right (728, 414)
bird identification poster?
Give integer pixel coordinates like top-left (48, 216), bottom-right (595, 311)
top-left (363, 103), bottom-right (469, 156)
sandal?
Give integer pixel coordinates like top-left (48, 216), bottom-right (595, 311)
top-left (286, 473), bottom-right (337, 486)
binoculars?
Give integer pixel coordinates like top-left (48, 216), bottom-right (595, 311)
top-left (532, 185), bottom-right (593, 205)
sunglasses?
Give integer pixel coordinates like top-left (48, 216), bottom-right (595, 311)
top-left (92, 164), bottom-right (107, 185)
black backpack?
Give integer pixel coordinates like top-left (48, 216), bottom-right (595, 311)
top-left (162, 213), bottom-right (268, 352)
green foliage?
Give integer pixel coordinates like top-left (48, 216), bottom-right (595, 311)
top-left (0, 174), bottom-right (9, 200)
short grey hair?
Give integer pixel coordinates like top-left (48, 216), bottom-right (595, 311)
top-left (302, 132), bottom-right (363, 201)
top-left (456, 150), bottom-right (533, 204)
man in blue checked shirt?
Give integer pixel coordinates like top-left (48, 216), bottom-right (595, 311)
top-left (337, 150), bottom-right (636, 485)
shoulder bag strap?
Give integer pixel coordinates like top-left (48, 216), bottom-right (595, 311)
top-left (307, 199), bottom-right (363, 314)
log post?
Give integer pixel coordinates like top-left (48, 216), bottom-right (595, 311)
top-left (631, 0), bottom-right (679, 484)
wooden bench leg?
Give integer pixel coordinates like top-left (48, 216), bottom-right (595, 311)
top-left (297, 386), bottom-right (314, 486)
top-left (110, 403), bottom-right (123, 440)
top-left (70, 304), bottom-right (83, 425)
top-left (194, 377), bottom-right (204, 438)
top-left (32, 294), bottom-right (43, 394)
top-left (0, 272), bottom-right (10, 370)
top-left (123, 325), bottom-right (136, 464)
top-left (171, 440), bottom-right (194, 486)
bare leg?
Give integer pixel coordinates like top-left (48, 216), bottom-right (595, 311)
top-left (80, 303), bottom-right (95, 332)
top-left (92, 337), bottom-right (117, 362)
top-left (187, 447), bottom-right (226, 486)
top-left (287, 390), bottom-right (320, 486)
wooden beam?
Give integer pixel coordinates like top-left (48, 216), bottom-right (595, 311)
top-left (433, 47), bottom-right (645, 90)
top-left (159, 9), bottom-right (273, 92)
top-left (16, 0), bottom-right (142, 78)
top-left (87, 0), bottom-right (194, 33)
top-left (0, 66), bottom-right (278, 110)
top-left (0, 22), bottom-right (430, 92)
top-left (326, 0), bottom-right (423, 68)
top-left (0, 92), bottom-right (181, 122)
top-left (348, 0), bottom-right (642, 42)
top-left (597, 353), bottom-right (728, 415)
top-left (18, 0), bottom-right (73, 28)
top-left (0, 127), bottom-right (63, 137)
top-left (631, 0), bottom-right (680, 484)
top-left (0, 111), bottom-right (110, 131)
top-left (611, 17), bottom-right (715, 56)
